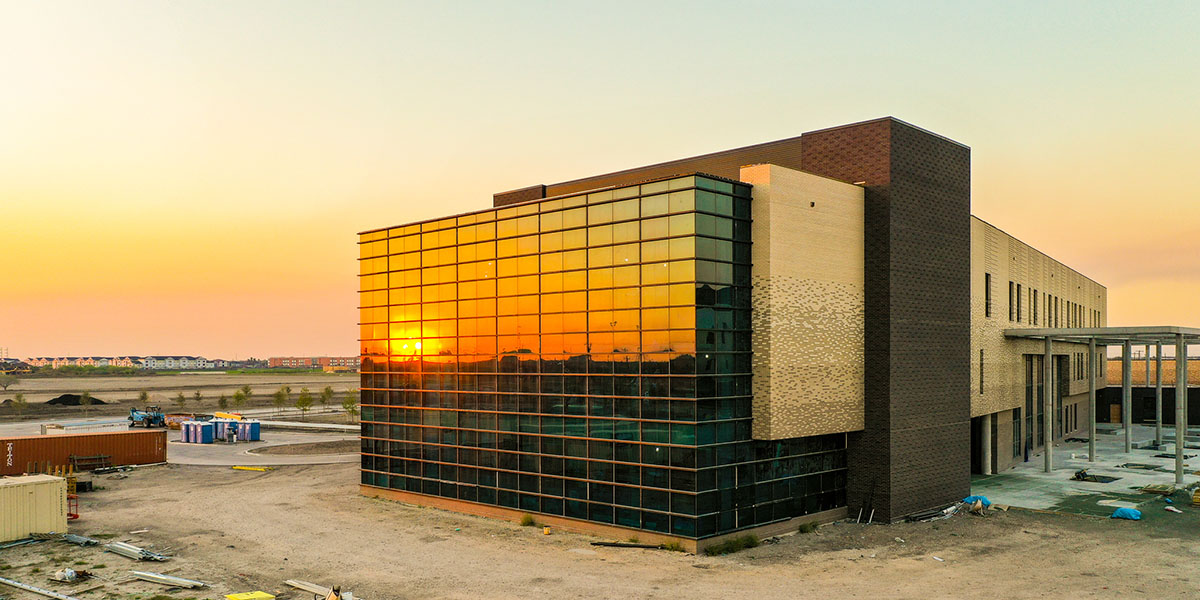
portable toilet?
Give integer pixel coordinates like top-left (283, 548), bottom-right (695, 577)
top-left (181, 421), bottom-right (194, 443)
top-left (212, 418), bottom-right (235, 440)
top-left (236, 420), bottom-right (261, 441)
top-left (197, 421), bottom-right (214, 444)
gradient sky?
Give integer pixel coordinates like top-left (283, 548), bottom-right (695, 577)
top-left (2, 1), bottom-right (1198, 359)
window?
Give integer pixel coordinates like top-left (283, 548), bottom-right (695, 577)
top-left (1009, 282), bottom-right (1014, 321)
top-left (1012, 409), bottom-right (1022, 458)
top-left (1032, 289), bottom-right (1037, 325)
top-left (1016, 284), bottom-right (1023, 322)
top-left (979, 349), bottom-right (985, 394)
top-left (985, 273), bottom-right (992, 317)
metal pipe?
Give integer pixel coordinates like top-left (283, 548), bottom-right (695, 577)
top-left (1177, 334), bottom-right (1187, 485)
top-left (0, 575), bottom-right (83, 600)
top-left (130, 571), bottom-right (206, 588)
top-left (1044, 337), bottom-right (1053, 473)
top-left (1089, 338), bottom-right (1097, 462)
top-left (1123, 340), bottom-right (1132, 453)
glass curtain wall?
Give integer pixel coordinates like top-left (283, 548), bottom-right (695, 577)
top-left (358, 174), bottom-right (845, 539)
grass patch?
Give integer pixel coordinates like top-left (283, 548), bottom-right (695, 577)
top-left (92, 563), bottom-right (107, 569)
top-left (627, 536), bottom-right (640, 543)
top-left (91, 533), bottom-right (117, 539)
top-left (797, 521), bottom-right (819, 533)
top-left (703, 534), bottom-right (760, 556)
top-left (519, 514), bottom-right (537, 527)
top-left (660, 541), bottom-right (686, 552)
top-left (30, 567), bottom-right (41, 574)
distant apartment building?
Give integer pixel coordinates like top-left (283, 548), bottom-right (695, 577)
top-left (268, 356), bottom-right (359, 371)
top-left (110, 356), bottom-right (143, 368)
top-left (141, 356), bottom-right (210, 370)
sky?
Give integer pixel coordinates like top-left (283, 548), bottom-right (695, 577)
top-left (2, 1), bottom-right (1199, 359)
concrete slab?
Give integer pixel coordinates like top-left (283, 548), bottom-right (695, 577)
top-left (168, 431), bottom-right (359, 466)
top-left (972, 424), bottom-right (1200, 517)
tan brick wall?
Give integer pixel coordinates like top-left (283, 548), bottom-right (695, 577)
top-left (741, 164), bottom-right (865, 439)
top-left (1105, 357), bottom-right (1200, 386)
top-left (970, 217), bottom-right (1108, 417)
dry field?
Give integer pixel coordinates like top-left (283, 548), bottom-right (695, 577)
top-left (0, 373), bottom-right (360, 421)
top-left (1, 461), bottom-right (1196, 599)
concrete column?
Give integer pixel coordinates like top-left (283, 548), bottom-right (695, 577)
top-left (1177, 334), bottom-right (1187, 485)
top-left (1155, 342), bottom-right (1163, 446)
top-left (981, 412), bottom-right (993, 475)
top-left (1185, 343), bottom-right (1190, 434)
top-left (1044, 337), bottom-right (1053, 473)
top-left (1089, 338), bottom-right (1097, 462)
top-left (1122, 340), bottom-right (1132, 454)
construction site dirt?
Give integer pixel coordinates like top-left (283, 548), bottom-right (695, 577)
top-left (2, 459), bottom-right (1198, 599)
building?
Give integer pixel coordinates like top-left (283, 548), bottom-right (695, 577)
top-left (356, 117), bottom-right (1108, 551)
top-left (268, 356), bottom-right (359, 370)
top-left (141, 356), bottom-right (209, 370)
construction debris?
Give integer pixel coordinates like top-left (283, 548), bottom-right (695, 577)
top-left (103, 541), bottom-right (170, 561)
top-left (232, 466), bottom-right (274, 472)
top-left (0, 538), bottom-right (44, 550)
top-left (225, 593), bottom-right (275, 600)
top-left (286, 580), bottom-right (333, 596)
top-left (1165, 506), bottom-right (1184, 514)
top-left (130, 570), bottom-right (207, 588)
top-left (0, 575), bottom-right (83, 600)
top-left (590, 541), bottom-right (663, 549)
top-left (62, 534), bottom-right (99, 547)
top-left (52, 569), bottom-right (93, 582)
top-left (1072, 469), bottom-right (1120, 483)
top-left (1141, 484), bottom-right (1176, 496)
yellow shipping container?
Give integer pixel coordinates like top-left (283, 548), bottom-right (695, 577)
top-left (0, 474), bottom-right (68, 542)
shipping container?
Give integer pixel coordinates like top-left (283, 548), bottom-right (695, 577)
top-left (0, 474), bottom-right (68, 542)
top-left (41, 420), bottom-right (129, 435)
top-left (0, 430), bottom-right (166, 476)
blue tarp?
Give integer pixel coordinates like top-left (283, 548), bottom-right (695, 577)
top-left (1111, 508), bottom-right (1142, 520)
top-left (962, 495), bottom-right (991, 507)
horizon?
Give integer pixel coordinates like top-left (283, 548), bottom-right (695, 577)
top-left (4, 1), bottom-right (1199, 357)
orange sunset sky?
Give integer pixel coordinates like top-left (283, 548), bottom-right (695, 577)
top-left (3, 2), bottom-right (1199, 359)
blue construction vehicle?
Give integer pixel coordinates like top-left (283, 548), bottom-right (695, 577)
top-left (129, 405), bottom-right (166, 428)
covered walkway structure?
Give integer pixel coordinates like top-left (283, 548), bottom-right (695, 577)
top-left (1004, 326), bottom-right (1200, 484)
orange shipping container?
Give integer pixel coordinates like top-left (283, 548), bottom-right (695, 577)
top-left (0, 430), bottom-right (166, 476)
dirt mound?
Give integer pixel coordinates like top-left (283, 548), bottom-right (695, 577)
top-left (46, 393), bottom-right (108, 406)
top-left (249, 439), bottom-right (359, 456)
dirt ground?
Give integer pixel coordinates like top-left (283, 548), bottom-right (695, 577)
top-left (2, 462), bottom-right (1198, 600)
top-left (0, 373), bottom-right (359, 422)
top-left (249, 439), bottom-right (359, 455)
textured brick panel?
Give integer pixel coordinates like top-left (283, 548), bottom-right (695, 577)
top-left (801, 118), bottom-right (971, 522)
top-left (742, 164), bottom-right (865, 440)
top-left (495, 137), bottom-right (807, 203)
top-left (1105, 357), bottom-right (1200, 386)
top-left (970, 217), bottom-right (1107, 418)
top-left (493, 184), bottom-right (546, 207)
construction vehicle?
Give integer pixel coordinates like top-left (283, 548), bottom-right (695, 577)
top-left (128, 406), bottom-right (166, 428)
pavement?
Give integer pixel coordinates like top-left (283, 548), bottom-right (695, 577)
top-left (167, 430), bottom-right (359, 466)
top-left (971, 424), bottom-right (1200, 517)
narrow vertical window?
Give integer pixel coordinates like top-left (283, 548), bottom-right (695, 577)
top-left (1008, 281), bottom-right (1015, 321)
top-left (1033, 290), bottom-right (1038, 325)
top-left (985, 273), bottom-right (992, 317)
top-left (980, 349), bottom-right (985, 394)
top-left (1017, 284), bottom-right (1023, 322)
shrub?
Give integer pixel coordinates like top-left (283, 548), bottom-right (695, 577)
top-left (519, 514), bottom-right (537, 527)
top-left (798, 521), bottom-right (819, 534)
top-left (703, 534), bottom-right (760, 556)
top-left (661, 541), bottom-right (686, 552)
